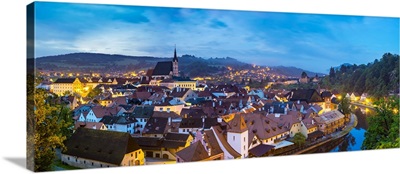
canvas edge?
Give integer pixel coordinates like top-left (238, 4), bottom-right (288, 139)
top-left (27, 1), bottom-right (35, 172)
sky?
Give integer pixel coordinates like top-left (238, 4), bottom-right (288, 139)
top-left (33, 1), bottom-right (399, 73)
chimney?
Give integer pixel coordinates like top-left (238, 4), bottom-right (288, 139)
top-left (217, 117), bottom-right (222, 123)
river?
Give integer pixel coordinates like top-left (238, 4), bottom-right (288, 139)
top-left (303, 106), bottom-right (374, 154)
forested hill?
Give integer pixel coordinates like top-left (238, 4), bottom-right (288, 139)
top-left (321, 53), bottom-right (399, 98)
top-left (36, 52), bottom-right (322, 78)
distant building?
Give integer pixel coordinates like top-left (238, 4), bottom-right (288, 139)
top-left (147, 47), bottom-right (180, 81)
top-left (52, 78), bottom-right (83, 95)
top-left (314, 110), bottom-right (345, 135)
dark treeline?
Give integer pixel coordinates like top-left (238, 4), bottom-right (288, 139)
top-left (321, 53), bottom-right (399, 99)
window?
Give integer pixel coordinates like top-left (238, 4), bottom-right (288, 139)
top-left (92, 162), bottom-right (94, 166)
top-left (100, 164), bottom-right (102, 167)
top-left (84, 160), bottom-right (86, 164)
top-left (68, 157), bottom-right (70, 161)
top-left (233, 136), bottom-right (235, 141)
top-left (244, 137), bottom-right (246, 142)
top-left (183, 129), bottom-right (185, 132)
top-left (160, 108), bottom-right (163, 111)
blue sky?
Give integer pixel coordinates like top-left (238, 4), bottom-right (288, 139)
top-left (33, 2), bottom-right (399, 73)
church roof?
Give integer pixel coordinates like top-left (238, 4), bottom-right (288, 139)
top-left (152, 61), bottom-right (173, 76)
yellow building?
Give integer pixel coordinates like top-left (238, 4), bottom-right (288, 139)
top-left (52, 78), bottom-right (83, 95)
top-left (159, 78), bottom-right (197, 90)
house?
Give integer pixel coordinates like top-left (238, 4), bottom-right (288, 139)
top-left (350, 92), bottom-right (360, 101)
top-left (178, 117), bottom-right (219, 134)
top-left (130, 105), bottom-right (154, 134)
top-left (321, 91), bottom-right (333, 111)
top-left (142, 117), bottom-right (178, 138)
top-left (248, 89), bottom-right (265, 99)
top-left (135, 133), bottom-right (193, 162)
top-left (106, 96), bottom-right (129, 107)
top-left (74, 121), bottom-right (107, 131)
top-left (61, 128), bottom-right (144, 168)
top-left (314, 110), bottom-right (345, 135)
top-left (243, 113), bottom-right (291, 150)
top-left (100, 116), bottom-right (137, 134)
top-left (175, 131), bottom-right (224, 163)
top-left (159, 77), bottom-right (198, 90)
top-left (180, 107), bottom-right (208, 118)
top-left (265, 111), bottom-right (306, 138)
top-left (302, 117), bottom-right (323, 141)
top-left (153, 100), bottom-right (185, 115)
top-left (85, 106), bottom-right (126, 122)
top-left (147, 92), bottom-right (166, 105)
top-left (176, 141), bottom-right (213, 162)
top-left (286, 89), bottom-right (323, 104)
top-left (360, 93), bottom-right (369, 103)
top-left (169, 87), bottom-right (198, 102)
top-left (197, 90), bottom-right (213, 101)
top-left (132, 91), bottom-right (152, 102)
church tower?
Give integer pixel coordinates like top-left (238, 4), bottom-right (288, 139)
top-left (172, 46), bottom-right (179, 77)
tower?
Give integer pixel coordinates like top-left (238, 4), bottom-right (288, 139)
top-left (172, 46), bottom-right (179, 77)
top-left (226, 114), bottom-right (249, 158)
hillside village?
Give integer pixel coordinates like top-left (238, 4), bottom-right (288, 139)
top-left (37, 49), bottom-right (368, 169)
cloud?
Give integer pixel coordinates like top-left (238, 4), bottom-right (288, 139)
top-left (33, 2), bottom-right (399, 74)
top-left (209, 19), bottom-right (228, 28)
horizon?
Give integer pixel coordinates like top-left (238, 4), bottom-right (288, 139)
top-left (32, 2), bottom-right (399, 73)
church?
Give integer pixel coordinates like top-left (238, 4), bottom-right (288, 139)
top-left (150, 47), bottom-right (179, 80)
top-left (140, 47), bottom-right (199, 90)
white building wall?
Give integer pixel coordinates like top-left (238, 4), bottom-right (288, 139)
top-left (85, 110), bottom-right (99, 122)
top-left (289, 123), bottom-right (302, 137)
top-left (227, 130), bottom-right (248, 158)
top-left (61, 154), bottom-right (117, 169)
top-left (299, 122), bottom-right (309, 138)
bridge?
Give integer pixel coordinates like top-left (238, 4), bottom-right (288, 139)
top-left (350, 102), bottom-right (375, 110)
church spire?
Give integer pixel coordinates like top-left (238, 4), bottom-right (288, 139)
top-left (173, 45), bottom-right (178, 62)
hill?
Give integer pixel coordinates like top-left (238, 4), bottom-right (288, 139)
top-left (36, 52), bottom-right (321, 78)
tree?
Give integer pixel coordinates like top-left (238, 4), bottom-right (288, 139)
top-left (87, 87), bottom-right (102, 98)
top-left (338, 95), bottom-right (351, 122)
top-left (293, 133), bottom-right (306, 147)
top-left (33, 89), bottom-right (73, 171)
top-left (329, 67), bottom-right (335, 80)
top-left (362, 96), bottom-right (400, 150)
